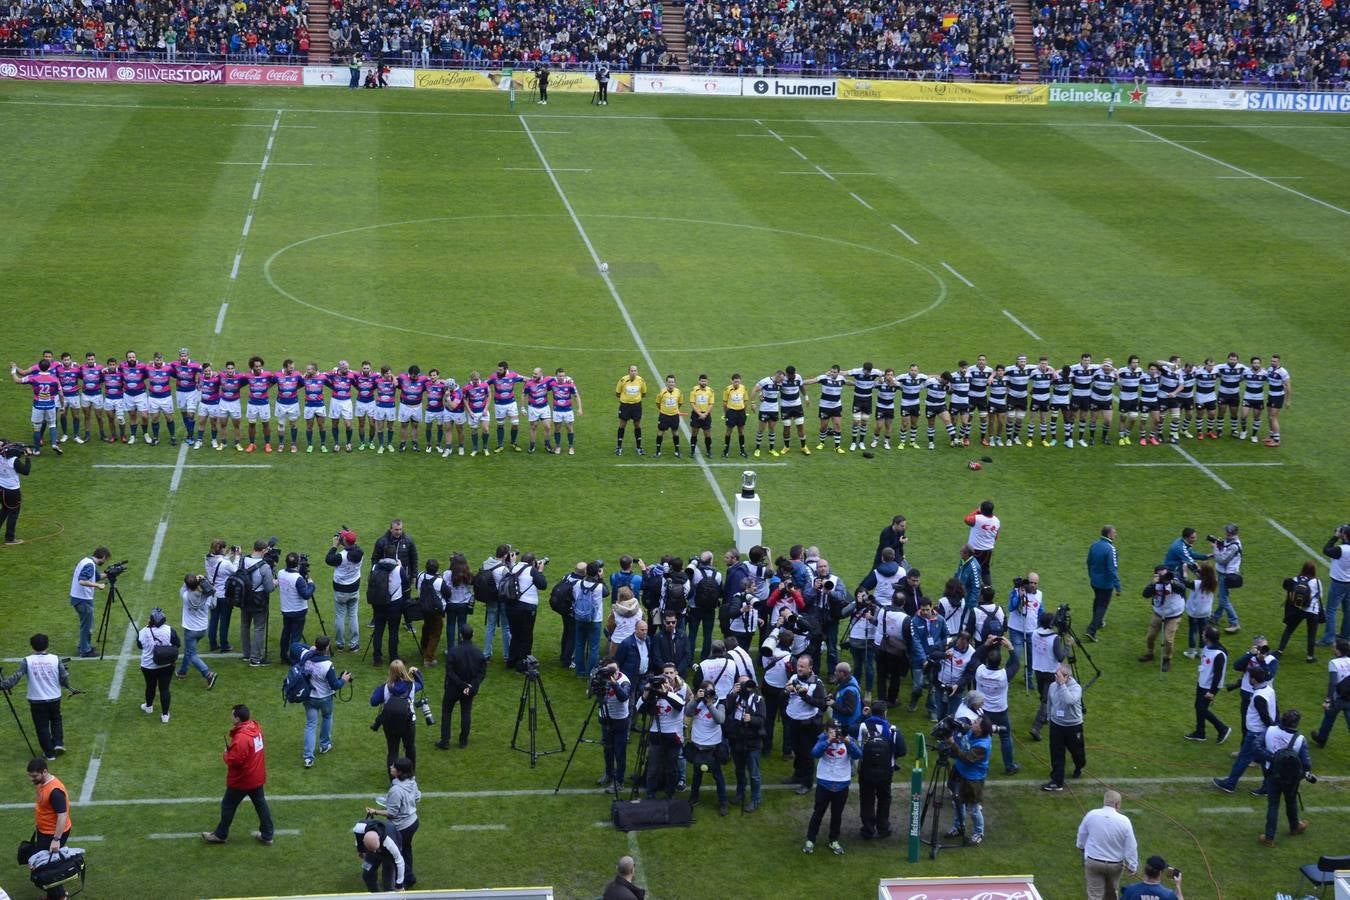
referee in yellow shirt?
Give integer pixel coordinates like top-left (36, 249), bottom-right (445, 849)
top-left (615, 364), bottom-right (647, 455)
top-left (722, 373), bottom-right (749, 458)
top-left (688, 374), bottom-right (715, 458)
top-left (654, 375), bottom-right (684, 458)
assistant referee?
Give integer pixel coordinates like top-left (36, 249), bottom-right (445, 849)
top-left (615, 365), bottom-right (647, 456)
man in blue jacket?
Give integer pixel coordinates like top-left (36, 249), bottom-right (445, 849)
top-left (291, 636), bottom-right (353, 768)
top-left (1086, 525), bottom-right (1121, 641)
top-left (907, 598), bottom-right (949, 719)
top-left (1162, 527), bottom-right (1210, 574)
top-left (953, 545), bottom-right (983, 610)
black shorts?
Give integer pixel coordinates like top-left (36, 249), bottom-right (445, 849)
top-left (970, 396), bottom-right (988, 411)
top-left (1178, 397), bottom-right (1195, 410)
top-left (1267, 395), bottom-right (1285, 409)
top-left (1068, 396), bottom-right (1089, 411)
top-left (780, 405), bottom-right (804, 422)
top-left (1197, 399), bottom-right (1218, 411)
top-left (690, 412), bottom-right (712, 430)
top-left (758, 409), bottom-right (780, 423)
top-left (875, 407), bottom-right (894, 421)
top-left (1140, 400), bottom-right (1159, 412)
top-left (818, 405), bottom-right (841, 421)
top-left (1242, 398), bottom-right (1265, 411)
top-left (1051, 401), bottom-right (1070, 414)
top-left (1117, 398), bottom-right (1140, 413)
top-left (618, 403), bottom-right (643, 422)
top-left (1089, 398), bottom-right (1113, 411)
top-left (988, 402), bottom-right (1007, 414)
top-left (725, 409), bottom-right (746, 428)
top-left (900, 404), bottom-right (921, 419)
top-left (1218, 392), bottom-right (1240, 407)
top-left (1030, 399), bottom-right (1050, 412)
top-left (1159, 397), bottom-right (1179, 411)
top-left (1006, 395), bottom-right (1028, 411)
top-left (949, 402), bottom-right (970, 416)
top-left (852, 399), bottom-right (873, 416)
top-left (658, 413), bottom-right (680, 431)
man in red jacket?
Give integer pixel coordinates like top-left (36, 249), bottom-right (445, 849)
top-left (201, 704), bottom-right (275, 846)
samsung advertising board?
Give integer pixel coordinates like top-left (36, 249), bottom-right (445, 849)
top-left (1246, 91), bottom-right (1350, 113)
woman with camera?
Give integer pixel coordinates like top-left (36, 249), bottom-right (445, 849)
top-left (364, 757), bottom-right (421, 889)
top-left (607, 586), bottom-right (641, 659)
top-left (205, 540), bottom-right (239, 653)
top-left (684, 679), bottom-right (730, 815)
top-left (1277, 561), bottom-right (1323, 662)
top-left (443, 554), bottom-right (474, 650)
top-left (178, 573), bottom-right (219, 690)
top-left (726, 675), bottom-right (765, 811)
top-left (137, 607), bottom-right (180, 723)
top-left (803, 720), bottom-right (861, 855)
top-left (1182, 562), bottom-right (1217, 659)
top-left (843, 590), bottom-right (877, 698)
top-left (370, 660), bottom-right (426, 771)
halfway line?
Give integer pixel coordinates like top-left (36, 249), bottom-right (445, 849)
top-left (849, 192), bottom-right (874, 210)
top-left (1002, 309), bottom-right (1042, 341)
top-left (1267, 517), bottom-right (1324, 565)
top-left (890, 223), bottom-right (919, 245)
top-left (518, 115), bottom-right (734, 528)
top-left (941, 261), bottom-right (975, 288)
top-left (615, 462), bottom-right (789, 468)
top-left (215, 302), bottom-right (229, 334)
top-left (1169, 443), bottom-right (1231, 490)
top-left (92, 463), bottom-right (274, 470)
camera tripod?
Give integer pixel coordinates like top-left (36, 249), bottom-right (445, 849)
top-left (919, 749), bottom-right (966, 859)
top-left (1060, 622), bottom-right (1103, 692)
top-left (554, 690), bottom-right (621, 800)
top-left (95, 573), bottom-right (138, 660)
top-left (627, 702), bottom-right (661, 801)
top-left (0, 669), bottom-right (38, 758)
top-left (511, 665), bottom-right (565, 767)
top-left (361, 609), bottom-right (418, 664)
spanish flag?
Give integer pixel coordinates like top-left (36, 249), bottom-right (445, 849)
top-left (942, 12), bottom-right (958, 27)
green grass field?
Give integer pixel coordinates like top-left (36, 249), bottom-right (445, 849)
top-left (1, 81), bottom-right (1348, 900)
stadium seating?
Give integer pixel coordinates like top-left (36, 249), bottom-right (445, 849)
top-left (0, 0), bottom-right (312, 62)
top-left (1031, 0), bottom-right (1349, 87)
top-left (681, 0), bottom-right (1022, 79)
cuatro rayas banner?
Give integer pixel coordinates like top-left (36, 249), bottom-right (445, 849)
top-left (837, 80), bottom-right (1047, 105)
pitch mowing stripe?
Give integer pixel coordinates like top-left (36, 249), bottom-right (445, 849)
top-left (518, 115), bottom-right (735, 527)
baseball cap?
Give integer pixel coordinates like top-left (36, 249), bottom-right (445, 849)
top-left (340, 530), bottom-right (358, 544)
top-left (1224, 523), bottom-right (1239, 535)
top-left (1146, 855), bottom-right (1168, 872)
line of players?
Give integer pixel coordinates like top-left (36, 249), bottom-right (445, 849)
top-left (620, 351), bottom-right (1291, 460)
top-left (11, 351), bottom-right (584, 457)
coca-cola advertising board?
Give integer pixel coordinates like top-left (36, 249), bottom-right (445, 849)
top-left (226, 64), bottom-right (303, 85)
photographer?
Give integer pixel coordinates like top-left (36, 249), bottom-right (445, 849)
top-left (137, 607), bottom-right (179, 723)
top-left (415, 560), bottom-right (446, 666)
top-left (640, 662), bottom-right (688, 799)
top-left (1121, 856), bottom-right (1183, 900)
top-left (686, 551), bottom-right (722, 661)
top-left (968, 635), bottom-right (1020, 774)
top-left (802, 720), bottom-right (861, 855)
top-left (1184, 626), bottom-right (1231, 744)
top-left (1029, 611), bottom-right (1069, 741)
top-left (842, 590), bottom-right (877, 697)
top-left (872, 594), bottom-right (909, 707)
top-left (803, 559), bottom-right (847, 677)
top-left (591, 659), bottom-right (632, 788)
top-left (906, 597), bottom-right (949, 719)
top-left (370, 660), bottom-right (425, 772)
top-left (726, 675), bottom-right (765, 810)
top-left (1213, 664), bottom-right (1275, 793)
top-left (1257, 709), bottom-right (1313, 847)
top-left (936, 632), bottom-right (976, 719)
top-left (782, 654), bottom-right (828, 794)
top-left (278, 552), bottom-right (316, 665)
top-left (373, 519), bottom-right (417, 602)
top-left (352, 818), bottom-right (405, 893)
top-left (963, 585), bottom-right (1006, 644)
top-left (1311, 639), bottom-right (1350, 748)
top-left (1230, 636), bottom-right (1278, 736)
top-left (684, 680), bottom-right (729, 815)
top-left (594, 63), bottom-right (610, 105)
top-left (573, 561), bottom-right (608, 678)
top-left (503, 552), bottom-right (548, 671)
top-left (945, 715), bottom-right (991, 845)
top-left (608, 587), bottom-right (642, 659)
top-left (1, 634), bottom-right (71, 760)
top-left (326, 530), bottom-right (364, 653)
top-left (1182, 562), bottom-right (1217, 659)
top-left (68, 547), bottom-right (109, 658)
top-left (364, 757), bottom-right (421, 888)
top-left (1041, 664), bottom-right (1085, 791)
top-left (1208, 524), bottom-right (1243, 634)
top-left (1277, 562), bottom-right (1323, 662)
top-left (206, 540), bottom-right (239, 654)
top-left (759, 628), bottom-right (793, 758)
top-left (443, 554), bottom-right (474, 651)
top-left (721, 582), bottom-right (760, 650)
top-left (1007, 573), bottom-right (1043, 690)
top-left (694, 640), bottom-right (737, 701)
top-left (239, 540), bottom-right (277, 667)
top-left (828, 661), bottom-right (863, 736)
top-left (861, 547), bottom-right (905, 608)
top-left (292, 636), bottom-right (350, 766)
top-left (1320, 525), bottom-right (1350, 646)
top-left (0, 437), bottom-right (32, 545)
top-left (368, 545), bottom-right (405, 667)
top-left (437, 624), bottom-right (486, 750)
top-left (937, 579), bottom-right (968, 637)
top-left (857, 701), bottom-right (905, 839)
top-left (650, 611), bottom-right (690, 679)
top-left (178, 573), bottom-right (219, 689)
top-left (1139, 566), bottom-right (1187, 672)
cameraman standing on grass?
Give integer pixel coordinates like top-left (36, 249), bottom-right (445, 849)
top-left (278, 553), bottom-right (316, 665)
top-left (206, 541), bottom-right (239, 654)
top-left (294, 636), bottom-right (351, 768)
top-left (68, 548), bottom-right (109, 658)
top-left (641, 662), bottom-right (688, 799)
top-left (1320, 525), bottom-right (1350, 646)
top-left (946, 715), bottom-right (991, 845)
top-left (591, 658), bottom-right (631, 788)
top-left (178, 574), bottom-right (219, 690)
top-left (504, 553), bottom-right (548, 671)
top-left (2, 635), bottom-right (71, 761)
top-left (326, 530), bottom-right (364, 653)
top-left (1139, 566), bottom-right (1187, 672)
top-left (1208, 524), bottom-right (1243, 634)
top-left (802, 720), bottom-right (861, 856)
top-left (0, 438), bottom-right (32, 545)
top-left (783, 654), bottom-right (828, 795)
top-left (239, 541), bottom-right (277, 667)
top-left (1041, 664), bottom-right (1085, 791)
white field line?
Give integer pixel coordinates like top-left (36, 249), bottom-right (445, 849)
top-left (1127, 123), bottom-right (1350, 218)
top-left (92, 463), bottom-right (274, 470)
top-left (627, 831), bottom-right (648, 894)
top-left (765, 128), bottom-right (785, 142)
top-left (849, 192), bottom-right (874, 210)
top-left (215, 302), bottom-right (229, 334)
top-left (614, 462), bottom-right (789, 468)
top-left (1116, 462), bottom-right (1283, 469)
top-left (940, 261), bottom-right (975, 288)
top-left (229, 123), bottom-right (317, 128)
top-left (106, 623), bottom-right (137, 701)
top-left (1267, 517), bottom-right (1324, 564)
top-left (1002, 309), bottom-right (1042, 341)
top-left (149, 828), bottom-right (301, 839)
top-left (482, 129), bottom-right (569, 134)
top-left (1126, 139), bottom-right (1207, 144)
top-left (504, 167), bottom-right (592, 173)
top-left (450, 824), bottom-right (508, 831)
top-left (1214, 175), bottom-right (1304, 180)
top-left (813, 164), bottom-right (835, 181)
top-left (1169, 443), bottom-right (1232, 490)
top-left (890, 223), bottom-right (920, 245)
top-left (229, 109), bottom-right (283, 283)
top-left (79, 752), bottom-right (102, 804)
top-left (519, 115), bottom-right (734, 527)
top-left (216, 161), bottom-right (312, 166)
top-left (788, 146), bottom-right (808, 160)
top-left (76, 835), bottom-right (105, 841)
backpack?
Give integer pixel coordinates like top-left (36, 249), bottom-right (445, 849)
top-left (367, 563), bottom-right (392, 608)
top-left (663, 573), bottom-right (688, 617)
top-left (225, 560), bottom-right (263, 611)
top-left (549, 576), bottom-right (576, 615)
top-left (410, 573), bottom-right (441, 622)
top-left (499, 564), bottom-right (526, 604)
top-left (473, 564), bottom-right (502, 604)
top-left (1289, 577), bottom-right (1313, 610)
top-left (1268, 735), bottom-right (1306, 791)
top-left (381, 687), bottom-right (413, 737)
top-left (859, 722), bottom-right (895, 781)
top-left (640, 569), bottom-right (665, 611)
top-left (574, 580), bottom-right (602, 620)
top-left (282, 649), bottom-right (316, 705)
top-left (694, 565), bottom-right (721, 611)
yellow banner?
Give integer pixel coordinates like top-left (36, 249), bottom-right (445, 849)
top-left (513, 70), bottom-right (633, 93)
top-left (414, 69), bottom-right (505, 91)
top-left (836, 80), bottom-right (1048, 106)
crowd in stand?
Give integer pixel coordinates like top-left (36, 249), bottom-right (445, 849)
top-left (326, 0), bottom-right (672, 70)
top-left (1032, 0), bottom-right (1350, 87)
top-left (0, 0), bottom-right (311, 61)
top-left (682, 0), bottom-right (1021, 79)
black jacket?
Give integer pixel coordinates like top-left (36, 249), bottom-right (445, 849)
top-left (374, 531), bottom-right (417, 593)
top-left (603, 876), bottom-right (645, 900)
top-left (875, 524), bottom-right (907, 569)
top-left (445, 641), bottom-right (487, 696)
top-left (650, 627), bottom-right (691, 675)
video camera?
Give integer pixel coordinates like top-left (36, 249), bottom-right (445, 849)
top-left (1051, 603), bottom-right (1072, 633)
top-left (296, 552), bottom-right (310, 579)
top-left (931, 714), bottom-right (969, 744)
top-left (261, 537), bottom-right (281, 570)
top-left (517, 654), bottom-right (541, 676)
top-left (589, 663), bottom-right (616, 695)
top-left (1012, 576), bottom-right (1029, 590)
top-left (0, 440), bottom-right (35, 459)
top-left (103, 560), bottom-right (130, 580)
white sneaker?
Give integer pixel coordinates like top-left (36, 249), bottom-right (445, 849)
top-left (848, 442), bottom-right (857, 451)
top-left (458, 447), bottom-right (465, 456)
top-left (441, 448), bottom-right (451, 458)
top-left (883, 441), bottom-right (891, 450)
top-left (59, 434), bottom-right (69, 443)
top-left (140, 704), bottom-right (154, 714)
top-left (1238, 430), bottom-right (1247, 440)
top-left (1065, 438), bottom-right (1075, 448)
top-left (73, 435), bottom-right (85, 444)
top-left (128, 435), bottom-right (137, 445)
top-left (161, 713), bottom-right (170, 724)
top-left (870, 437), bottom-right (878, 448)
